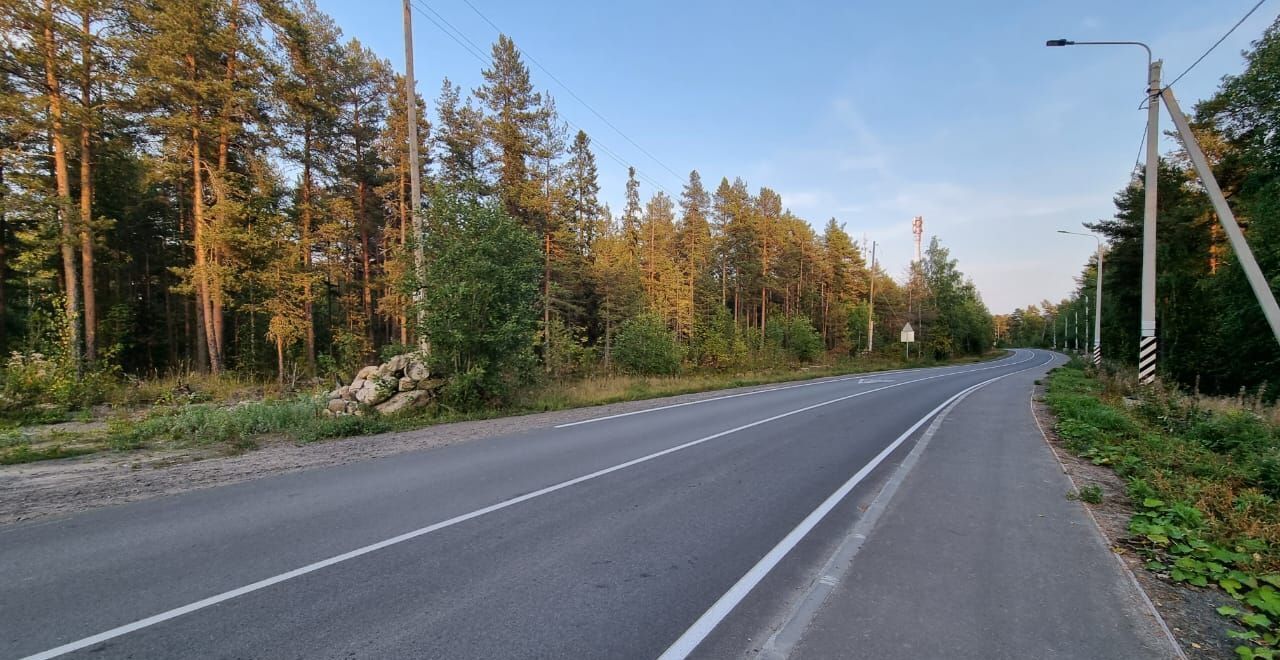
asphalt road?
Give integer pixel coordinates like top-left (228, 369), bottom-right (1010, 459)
top-left (1, 349), bottom-right (1166, 659)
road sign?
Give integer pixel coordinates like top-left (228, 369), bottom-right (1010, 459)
top-left (900, 323), bottom-right (915, 343)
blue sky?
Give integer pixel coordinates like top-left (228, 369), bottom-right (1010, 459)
top-left (317, 0), bottom-right (1276, 313)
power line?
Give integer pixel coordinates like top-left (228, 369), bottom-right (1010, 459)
top-left (407, 0), bottom-right (675, 197)
top-left (455, 0), bottom-right (687, 186)
top-left (408, 0), bottom-right (486, 63)
top-left (1132, 118), bottom-right (1148, 176)
top-left (1165, 0), bottom-right (1267, 90)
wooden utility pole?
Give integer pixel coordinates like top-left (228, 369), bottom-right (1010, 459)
top-left (403, 0), bottom-right (425, 348)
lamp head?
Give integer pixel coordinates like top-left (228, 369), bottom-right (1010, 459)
top-left (1045, 39), bottom-right (1074, 47)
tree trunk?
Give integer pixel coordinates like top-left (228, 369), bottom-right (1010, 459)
top-left (359, 180), bottom-right (373, 351)
top-left (44, 0), bottom-right (82, 369)
top-left (209, 0), bottom-right (239, 367)
top-left (192, 128), bottom-right (221, 374)
top-left (0, 161), bottom-right (6, 354)
top-left (276, 336), bottom-right (285, 386)
top-left (189, 53), bottom-right (221, 374)
top-left (543, 231), bottom-right (551, 372)
top-left (399, 160), bottom-right (408, 346)
top-left (301, 126), bottom-right (316, 372)
top-left (78, 8), bottom-right (96, 362)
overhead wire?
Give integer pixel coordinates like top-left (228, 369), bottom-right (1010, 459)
top-left (406, 0), bottom-right (676, 198)
top-left (1164, 0), bottom-right (1267, 90)
top-left (455, 0), bottom-right (686, 187)
top-left (1132, 118), bottom-right (1149, 176)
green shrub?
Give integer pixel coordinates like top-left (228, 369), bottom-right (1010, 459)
top-left (543, 318), bottom-right (592, 379)
top-left (421, 190), bottom-right (541, 408)
top-left (0, 351), bottom-right (118, 421)
top-left (767, 315), bottom-right (823, 362)
top-left (117, 396), bottom-right (322, 447)
top-left (1187, 411), bottom-right (1273, 455)
top-left (614, 314), bottom-right (681, 375)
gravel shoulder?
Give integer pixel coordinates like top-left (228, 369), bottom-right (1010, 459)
top-left (0, 376), bottom-right (856, 526)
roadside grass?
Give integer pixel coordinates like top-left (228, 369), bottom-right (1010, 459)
top-left (0, 352), bottom-right (1000, 466)
top-left (514, 353), bottom-right (989, 411)
top-left (1046, 360), bottom-right (1280, 659)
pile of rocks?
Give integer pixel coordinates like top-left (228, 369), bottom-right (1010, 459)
top-left (323, 354), bottom-right (441, 416)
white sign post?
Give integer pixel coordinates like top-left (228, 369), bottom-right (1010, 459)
top-left (901, 322), bottom-right (915, 359)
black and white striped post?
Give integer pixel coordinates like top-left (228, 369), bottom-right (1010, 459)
top-left (1138, 336), bottom-right (1157, 383)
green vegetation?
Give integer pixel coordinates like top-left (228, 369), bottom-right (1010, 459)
top-left (1047, 360), bottom-right (1280, 658)
top-left (614, 314), bottom-right (682, 376)
top-left (1068, 484), bottom-right (1104, 505)
top-left (0, 351), bottom-right (996, 466)
top-left (0, 1), bottom-right (996, 460)
top-left (1003, 19), bottom-right (1280, 401)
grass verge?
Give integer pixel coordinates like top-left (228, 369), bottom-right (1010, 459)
top-left (1046, 359), bottom-right (1280, 659)
top-left (1, 352), bottom-right (999, 466)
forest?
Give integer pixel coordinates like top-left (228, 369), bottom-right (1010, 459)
top-left (998, 17), bottom-right (1280, 397)
top-left (0, 0), bottom-right (993, 417)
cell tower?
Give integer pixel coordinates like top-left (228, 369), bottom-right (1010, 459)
top-left (912, 216), bottom-right (923, 263)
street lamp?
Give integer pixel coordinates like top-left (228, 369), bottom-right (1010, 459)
top-left (1058, 229), bottom-right (1104, 365)
top-left (1047, 38), bottom-right (1160, 384)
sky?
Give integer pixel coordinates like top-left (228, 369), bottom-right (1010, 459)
top-left (316, 0), bottom-right (1276, 314)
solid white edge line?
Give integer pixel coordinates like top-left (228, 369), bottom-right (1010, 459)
top-left (20, 351), bottom-right (1032, 660)
top-left (555, 350), bottom-right (1028, 428)
top-left (1028, 357), bottom-right (1189, 660)
top-left (656, 351), bottom-right (1054, 660)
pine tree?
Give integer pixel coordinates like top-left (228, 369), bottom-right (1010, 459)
top-left (563, 130), bottom-right (601, 256)
top-left (622, 167), bottom-right (642, 252)
top-left (334, 39), bottom-right (392, 352)
top-left (269, 0), bottom-right (342, 372)
top-left (675, 170), bottom-right (711, 340)
top-left (434, 78), bottom-right (486, 194)
top-left (376, 72), bottom-right (428, 346)
top-left (819, 218), bottom-right (866, 347)
top-left (474, 34), bottom-right (548, 229)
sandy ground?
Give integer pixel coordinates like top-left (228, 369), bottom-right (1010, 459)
top-left (1032, 382), bottom-right (1247, 659)
top-left (0, 384), bottom-right (800, 526)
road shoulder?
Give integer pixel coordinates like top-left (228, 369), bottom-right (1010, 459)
top-left (783, 358), bottom-right (1180, 659)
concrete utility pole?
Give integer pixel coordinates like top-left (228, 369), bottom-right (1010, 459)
top-left (1046, 38), bottom-right (1158, 381)
top-left (1083, 293), bottom-right (1090, 354)
top-left (403, 0), bottom-right (426, 345)
top-left (912, 216), bottom-right (923, 264)
top-left (1161, 86), bottom-right (1280, 350)
top-left (867, 241), bottom-right (877, 353)
top-left (1057, 230), bottom-right (1104, 365)
top-left (1140, 60), bottom-right (1161, 383)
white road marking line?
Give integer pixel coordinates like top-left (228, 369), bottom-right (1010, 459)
top-left (656, 351), bottom-right (1055, 660)
top-left (20, 352), bottom-right (1034, 660)
top-left (554, 351), bottom-right (1028, 428)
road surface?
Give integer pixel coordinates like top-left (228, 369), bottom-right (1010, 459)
top-left (0, 349), bottom-right (1177, 659)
